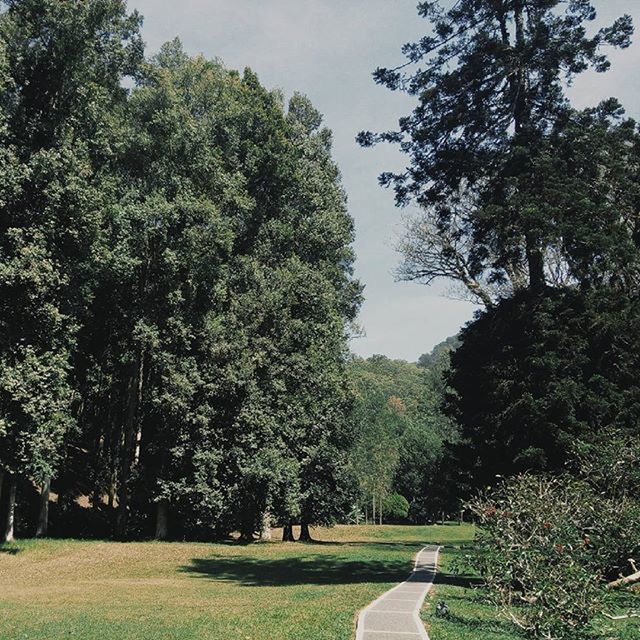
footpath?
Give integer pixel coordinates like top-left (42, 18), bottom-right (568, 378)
top-left (355, 545), bottom-right (440, 640)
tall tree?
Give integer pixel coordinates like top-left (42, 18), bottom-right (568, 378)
top-left (0, 0), bottom-right (142, 540)
top-left (360, 0), bottom-right (633, 298)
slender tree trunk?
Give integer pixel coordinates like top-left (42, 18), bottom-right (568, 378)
top-left (282, 523), bottom-right (295, 542)
top-left (116, 356), bottom-right (144, 539)
top-left (299, 522), bottom-right (312, 542)
top-left (513, 0), bottom-right (545, 291)
top-left (4, 476), bottom-right (16, 543)
top-left (35, 476), bottom-right (51, 538)
top-left (379, 495), bottom-right (383, 526)
top-left (372, 493), bottom-right (376, 525)
top-left (365, 504), bottom-right (368, 525)
top-left (260, 512), bottom-right (272, 541)
top-left (155, 499), bottom-right (169, 540)
top-left (0, 468), bottom-right (4, 538)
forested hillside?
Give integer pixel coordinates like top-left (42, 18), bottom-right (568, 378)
top-left (0, 0), bottom-right (361, 542)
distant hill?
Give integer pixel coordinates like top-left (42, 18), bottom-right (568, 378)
top-left (417, 335), bottom-right (461, 370)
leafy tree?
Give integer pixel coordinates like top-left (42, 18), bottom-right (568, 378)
top-left (449, 287), bottom-right (640, 490)
top-left (348, 354), bottom-right (456, 522)
top-left (0, 0), bottom-right (142, 541)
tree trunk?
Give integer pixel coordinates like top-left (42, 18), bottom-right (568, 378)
top-left (116, 356), bottom-right (144, 539)
top-left (4, 476), bottom-right (16, 543)
top-left (35, 476), bottom-right (51, 538)
top-left (513, 0), bottom-right (545, 292)
top-left (0, 468), bottom-right (4, 539)
top-left (372, 493), bottom-right (376, 525)
top-left (282, 523), bottom-right (295, 542)
top-left (299, 522), bottom-right (312, 542)
top-left (260, 512), bottom-right (272, 541)
top-left (155, 499), bottom-right (169, 540)
top-left (379, 495), bottom-right (383, 526)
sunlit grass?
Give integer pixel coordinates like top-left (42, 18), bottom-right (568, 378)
top-left (0, 524), bottom-right (468, 640)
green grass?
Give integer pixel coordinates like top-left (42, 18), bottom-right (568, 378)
top-left (422, 528), bottom-right (640, 640)
top-left (0, 524), bottom-right (469, 640)
top-left (4, 523), bottom-right (636, 639)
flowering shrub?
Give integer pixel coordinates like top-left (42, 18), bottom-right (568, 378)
top-left (468, 474), bottom-right (639, 639)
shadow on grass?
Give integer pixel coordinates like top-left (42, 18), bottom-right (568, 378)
top-left (434, 572), bottom-right (481, 588)
top-left (181, 551), bottom-right (417, 587)
top-left (0, 546), bottom-right (20, 555)
top-left (442, 612), bottom-right (527, 638)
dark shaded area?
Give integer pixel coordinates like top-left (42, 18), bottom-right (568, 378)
top-left (444, 612), bottom-right (527, 638)
top-left (433, 572), bottom-right (479, 588)
top-left (0, 546), bottom-right (21, 555)
top-left (182, 545), bottom-right (419, 587)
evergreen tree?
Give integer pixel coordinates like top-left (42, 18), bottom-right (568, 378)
top-left (360, 0), bottom-right (633, 297)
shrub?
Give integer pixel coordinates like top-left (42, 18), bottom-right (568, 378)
top-left (469, 475), bottom-right (615, 639)
top-left (383, 493), bottom-right (410, 521)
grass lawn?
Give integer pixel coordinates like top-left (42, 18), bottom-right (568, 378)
top-left (0, 523), bottom-right (470, 640)
top-left (422, 528), bottom-right (640, 640)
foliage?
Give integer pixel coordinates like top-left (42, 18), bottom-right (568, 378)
top-left (470, 475), bottom-right (604, 638)
top-left (383, 493), bottom-right (410, 521)
top-left (348, 352), bottom-right (458, 521)
top-left (0, 6), bottom-right (360, 541)
top-left (469, 470), bottom-right (640, 640)
top-left (360, 0), bottom-right (634, 301)
top-left (448, 288), bottom-right (640, 491)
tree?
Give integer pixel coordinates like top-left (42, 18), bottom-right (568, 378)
top-left (448, 287), bottom-right (640, 490)
top-left (348, 354), bottom-right (456, 522)
top-left (360, 1), bottom-right (633, 299)
top-left (0, 0), bottom-right (142, 540)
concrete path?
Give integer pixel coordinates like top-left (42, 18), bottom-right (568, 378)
top-left (355, 545), bottom-right (440, 640)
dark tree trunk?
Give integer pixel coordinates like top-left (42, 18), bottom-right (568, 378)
top-left (513, 0), bottom-right (545, 291)
top-left (35, 476), bottom-right (51, 538)
top-left (116, 356), bottom-right (144, 539)
top-left (299, 522), bottom-right (312, 542)
top-left (282, 523), bottom-right (295, 542)
top-left (155, 499), bottom-right (169, 540)
top-left (3, 475), bottom-right (16, 543)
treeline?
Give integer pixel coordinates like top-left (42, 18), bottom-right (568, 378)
top-left (0, 0), bottom-right (361, 542)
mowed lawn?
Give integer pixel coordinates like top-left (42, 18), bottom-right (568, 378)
top-left (0, 524), bottom-right (472, 640)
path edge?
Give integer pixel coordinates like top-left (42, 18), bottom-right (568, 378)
top-left (354, 544), bottom-right (442, 640)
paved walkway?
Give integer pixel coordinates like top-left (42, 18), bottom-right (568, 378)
top-left (355, 545), bottom-right (440, 640)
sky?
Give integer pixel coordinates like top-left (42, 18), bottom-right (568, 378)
top-left (127, 0), bottom-right (640, 361)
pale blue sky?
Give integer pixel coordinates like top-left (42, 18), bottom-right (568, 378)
top-left (127, 1), bottom-right (640, 361)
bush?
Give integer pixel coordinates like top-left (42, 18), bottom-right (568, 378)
top-left (383, 493), bottom-right (409, 521)
top-left (468, 473), bottom-right (640, 639)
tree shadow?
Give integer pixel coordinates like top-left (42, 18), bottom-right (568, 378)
top-left (181, 552), bottom-right (416, 587)
top-left (434, 572), bottom-right (480, 588)
top-left (444, 612), bottom-right (527, 637)
top-left (0, 546), bottom-right (21, 555)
